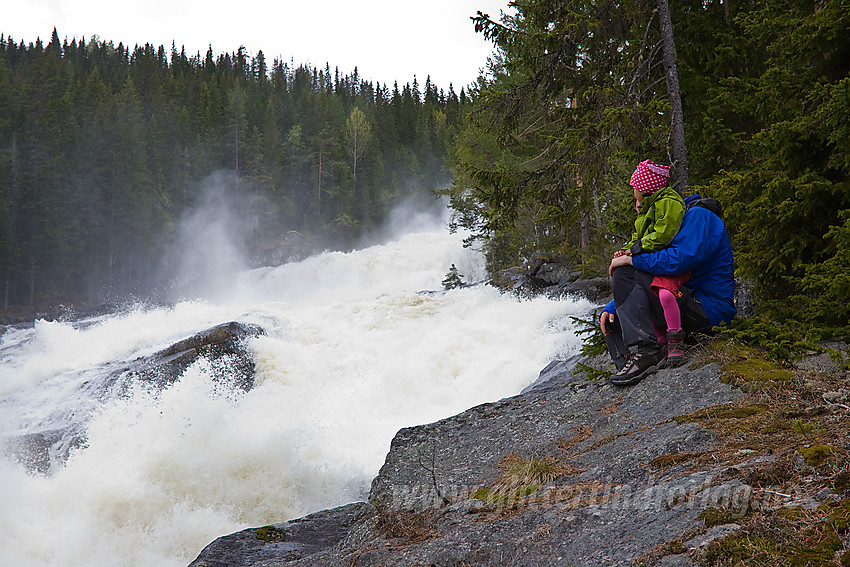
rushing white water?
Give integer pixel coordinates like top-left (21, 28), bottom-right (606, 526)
top-left (0, 213), bottom-right (593, 567)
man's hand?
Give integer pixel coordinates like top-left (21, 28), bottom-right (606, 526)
top-left (599, 311), bottom-right (615, 336)
top-left (608, 254), bottom-right (633, 276)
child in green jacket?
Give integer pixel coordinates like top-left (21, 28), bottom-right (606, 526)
top-left (614, 160), bottom-right (689, 365)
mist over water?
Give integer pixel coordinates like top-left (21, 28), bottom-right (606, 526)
top-left (0, 203), bottom-right (594, 567)
top-left (159, 172), bottom-right (258, 301)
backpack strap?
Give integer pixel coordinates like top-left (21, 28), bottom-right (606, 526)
top-left (688, 197), bottom-right (723, 219)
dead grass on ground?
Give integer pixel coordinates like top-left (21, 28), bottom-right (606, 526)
top-left (657, 339), bottom-right (850, 566)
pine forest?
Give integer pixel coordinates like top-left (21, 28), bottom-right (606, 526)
top-left (0, 30), bottom-right (467, 312)
top-left (2, 0), bottom-right (850, 343)
top-left (446, 0), bottom-right (850, 341)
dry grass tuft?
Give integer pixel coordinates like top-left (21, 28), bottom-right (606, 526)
top-left (470, 453), bottom-right (570, 508)
top-left (498, 453), bottom-right (563, 486)
top-left (663, 338), bottom-right (850, 565)
top-left (374, 504), bottom-right (439, 544)
top-left (600, 397), bottom-right (623, 415)
top-left (556, 424), bottom-right (593, 453)
top-left (648, 451), bottom-right (703, 469)
top-left (702, 498), bottom-right (850, 566)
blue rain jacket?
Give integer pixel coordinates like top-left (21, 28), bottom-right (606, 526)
top-left (604, 194), bottom-right (736, 326)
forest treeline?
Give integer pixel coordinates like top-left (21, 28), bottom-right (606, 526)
top-left (3, 1), bottom-right (849, 341)
top-left (0, 30), bottom-right (468, 314)
top-left (445, 0), bottom-right (850, 339)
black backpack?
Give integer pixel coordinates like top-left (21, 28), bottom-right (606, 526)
top-left (688, 197), bottom-right (723, 219)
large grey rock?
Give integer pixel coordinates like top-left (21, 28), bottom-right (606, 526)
top-left (489, 253), bottom-right (611, 303)
top-left (554, 276), bottom-right (611, 302)
top-left (189, 503), bottom-right (365, 567)
top-left (191, 359), bottom-right (747, 567)
top-left (367, 362), bottom-right (738, 513)
top-left (489, 266), bottom-right (533, 295)
top-left (3, 321), bottom-right (264, 475)
top-left (794, 341), bottom-right (849, 376)
top-left (252, 230), bottom-right (306, 267)
top-left (734, 278), bottom-right (756, 318)
top-left (0, 428), bottom-right (84, 475)
top-left (525, 255), bottom-right (577, 288)
top-left (124, 320), bottom-right (264, 391)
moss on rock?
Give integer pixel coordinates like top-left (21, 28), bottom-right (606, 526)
top-left (254, 525), bottom-right (285, 543)
top-left (724, 358), bottom-right (794, 383)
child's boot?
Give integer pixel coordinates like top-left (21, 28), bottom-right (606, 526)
top-left (666, 329), bottom-right (686, 367)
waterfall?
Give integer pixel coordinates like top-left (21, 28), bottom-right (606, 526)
top-left (0, 213), bottom-right (593, 567)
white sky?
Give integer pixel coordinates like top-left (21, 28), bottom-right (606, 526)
top-left (4, 0), bottom-right (512, 90)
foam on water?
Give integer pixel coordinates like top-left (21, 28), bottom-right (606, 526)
top-left (0, 222), bottom-right (594, 567)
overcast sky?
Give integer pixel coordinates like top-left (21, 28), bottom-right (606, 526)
top-left (5, 0), bottom-right (512, 90)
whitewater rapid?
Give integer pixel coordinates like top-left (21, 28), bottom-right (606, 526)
top-left (0, 219), bottom-right (594, 567)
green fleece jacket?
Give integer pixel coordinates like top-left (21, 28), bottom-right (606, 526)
top-left (623, 186), bottom-right (686, 255)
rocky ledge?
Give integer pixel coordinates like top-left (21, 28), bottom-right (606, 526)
top-left (190, 339), bottom-right (850, 566)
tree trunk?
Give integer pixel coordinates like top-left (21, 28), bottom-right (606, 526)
top-left (234, 112), bottom-right (240, 193)
top-left (352, 126), bottom-right (357, 198)
top-left (657, 0), bottom-right (689, 193)
top-left (580, 214), bottom-right (589, 261)
top-left (317, 145), bottom-right (323, 215)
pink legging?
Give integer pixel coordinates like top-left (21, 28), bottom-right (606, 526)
top-left (657, 288), bottom-right (682, 332)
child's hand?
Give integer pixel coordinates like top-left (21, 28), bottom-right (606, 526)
top-left (613, 249), bottom-right (627, 258)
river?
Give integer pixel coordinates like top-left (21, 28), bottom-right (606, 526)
top-left (0, 209), bottom-right (592, 566)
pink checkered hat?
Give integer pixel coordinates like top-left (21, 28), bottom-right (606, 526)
top-left (630, 160), bottom-right (671, 194)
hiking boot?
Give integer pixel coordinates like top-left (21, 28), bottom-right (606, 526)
top-left (610, 348), bottom-right (666, 386)
top-left (666, 330), bottom-right (686, 367)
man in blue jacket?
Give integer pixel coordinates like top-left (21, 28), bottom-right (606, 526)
top-left (599, 194), bottom-right (736, 385)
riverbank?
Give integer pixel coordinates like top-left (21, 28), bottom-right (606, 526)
top-left (189, 339), bottom-right (850, 566)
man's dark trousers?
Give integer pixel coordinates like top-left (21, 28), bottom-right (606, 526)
top-left (604, 266), bottom-right (713, 370)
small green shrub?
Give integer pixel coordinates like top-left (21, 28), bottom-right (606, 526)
top-left (717, 316), bottom-right (823, 361)
top-left (790, 419), bottom-right (817, 436)
top-left (571, 315), bottom-right (608, 358)
top-left (441, 264), bottom-right (466, 290)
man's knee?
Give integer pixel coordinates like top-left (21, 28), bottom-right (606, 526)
top-left (612, 266), bottom-right (637, 306)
